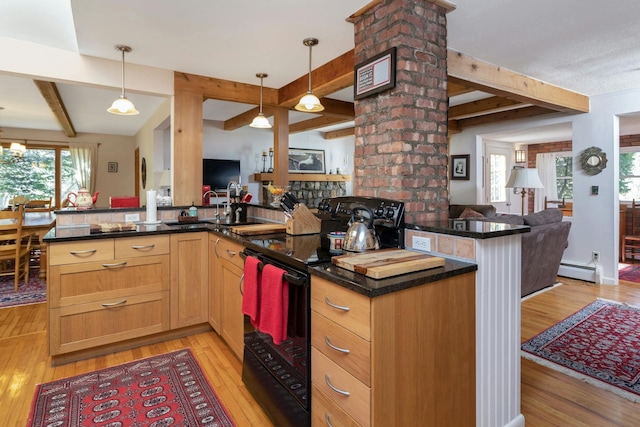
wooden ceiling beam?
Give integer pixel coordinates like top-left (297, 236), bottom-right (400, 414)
top-left (176, 72), bottom-right (279, 105)
top-left (447, 49), bottom-right (589, 114)
top-left (324, 127), bottom-right (355, 140)
top-left (452, 105), bottom-right (557, 129)
top-left (223, 106), bottom-right (275, 131)
top-left (449, 96), bottom-right (529, 120)
top-left (290, 116), bottom-right (350, 134)
top-left (447, 81), bottom-right (476, 97)
top-left (33, 80), bottom-right (76, 137)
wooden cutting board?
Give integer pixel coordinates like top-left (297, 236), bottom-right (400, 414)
top-left (332, 248), bottom-right (445, 279)
top-left (228, 223), bottom-right (286, 235)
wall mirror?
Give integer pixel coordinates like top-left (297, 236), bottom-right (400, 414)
top-left (579, 146), bottom-right (608, 175)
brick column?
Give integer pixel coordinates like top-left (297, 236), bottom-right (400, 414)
top-left (352, 0), bottom-right (449, 223)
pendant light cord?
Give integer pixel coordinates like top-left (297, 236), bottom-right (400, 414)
top-left (120, 48), bottom-right (126, 98)
top-left (259, 75), bottom-right (264, 114)
top-left (307, 44), bottom-right (313, 93)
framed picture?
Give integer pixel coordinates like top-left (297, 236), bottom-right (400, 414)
top-left (108, 162), bottom-right (118, 173)
top-left (452, 220), bottom-right (467, 231)
top-left (289, 148), bottom-right (326, 174)
top-left (354, 47), bottom-right (396, 100)
top-left (450, 154), bottom-right (470, 180)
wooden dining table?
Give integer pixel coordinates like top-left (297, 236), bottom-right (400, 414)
top-left (23, 211), bottom-right (56, 279)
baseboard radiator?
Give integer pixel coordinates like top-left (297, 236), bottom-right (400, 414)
top-left (559, 261), bottom-right (602, 284)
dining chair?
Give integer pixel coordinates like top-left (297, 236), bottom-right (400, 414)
top-left (25, 197), bottom-right (53, 212)
top-left (623, 200), bottom-right (640, 262)
top-left (0, 205), bottom-right (33, 291)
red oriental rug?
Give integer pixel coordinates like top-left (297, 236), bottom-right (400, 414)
top-left (0, 267), bottom-right (46, 308)
top-left (522, 299), bottom-right (640, 402)
top-left (27, 349), bottom-right (236, 426)
top-left (619, 264), bottom-right (640, 283)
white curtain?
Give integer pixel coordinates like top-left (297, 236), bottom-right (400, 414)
top-left (69, 142), bottom-right (99, 191)
top-left (535, 152), bottom-right (558, 212)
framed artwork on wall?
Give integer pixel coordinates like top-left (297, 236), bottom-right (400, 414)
top-left (288, 148), bottom-right (326, 174)
top-left (108, 162), bottom-right (118, 173)
top-left (451, 154), bottom-right (470, 180)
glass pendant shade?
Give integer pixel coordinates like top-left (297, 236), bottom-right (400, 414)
top-left (108, 96), bottom-right (139, 115)
top-left (295, 92), bottom-right (324, 112)
top-left (108, 45), bottom-right (139, 116)
top-left (250, 112), bottom-right (271, 128)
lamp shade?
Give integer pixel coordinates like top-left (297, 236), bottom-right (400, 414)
top-left (108, 96), bottom-right (139, 115)
top-left (506, 168), bottom-right (544, 189)
top-left (250, 112), bottom-right (272, 128)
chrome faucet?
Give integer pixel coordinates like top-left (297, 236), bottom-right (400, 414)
top-left (226, 180), bottom-right (239, 217)
top-left (202, 190), bottom-right (222, 224)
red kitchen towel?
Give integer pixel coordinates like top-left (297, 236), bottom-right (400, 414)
top-left (241, 256), bottom-right (261, 327)
top-left (258, 264), bottom-right (289, 345)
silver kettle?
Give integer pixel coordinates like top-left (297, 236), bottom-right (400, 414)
top-left (343, 207), bottom-right (380, 252)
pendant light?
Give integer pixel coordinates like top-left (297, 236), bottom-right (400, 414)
top-left (107, 45), bottom-right (139, 115)
top-left (250, 73), bottom-right (272, 128)
top-left (295, 38), bottom-right (324, 112)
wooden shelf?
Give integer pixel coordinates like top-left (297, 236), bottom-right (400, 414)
top-left (252, 173), bottom-right (351, 182)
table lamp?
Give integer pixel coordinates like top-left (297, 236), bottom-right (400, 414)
top-left (506, 168), bottom-right (544, 215)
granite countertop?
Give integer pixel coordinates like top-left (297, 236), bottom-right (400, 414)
top-left (309, 258), bottom-right (477, 298)
top-left (405, 218), bottom-right (530, 239)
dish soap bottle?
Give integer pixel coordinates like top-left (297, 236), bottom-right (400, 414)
top-left (189, 201), bottom-right (198, 217)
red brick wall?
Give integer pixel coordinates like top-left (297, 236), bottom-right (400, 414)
top-left (352, 0), bottom-right (449, 224)
top-left (620, 134), bottom-right (640, 148)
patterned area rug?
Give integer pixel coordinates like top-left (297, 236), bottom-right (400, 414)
top-left (27, 348), bottom-right (236, 426)
top-left (522, 299), bottom-right (640, 402)
top-left (0, 267), bottom-right (46, 308)
top-left (619, 264), bottom-right (640, 283)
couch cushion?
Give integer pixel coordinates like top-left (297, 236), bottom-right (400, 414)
top-left (450, 204), bottom-right (496, 219)
top-left (523, 209), bottom-right (563, 226)
top-left (459, 207), bottom-right (485, 219)
top-left (476, 214), bottom-right (525, 225)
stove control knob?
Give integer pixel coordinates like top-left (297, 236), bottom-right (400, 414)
top-left (385, 207), bottom-right (396, 218)
top-left (375, 206), bottom-right (385, 217)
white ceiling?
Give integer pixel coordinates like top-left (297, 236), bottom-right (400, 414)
top-left (2, 0), bottom-right (640, 141)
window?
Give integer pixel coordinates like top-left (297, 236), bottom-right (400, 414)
top-left (0, 144), bottom-right (79, 208)
top-left (555, 154), bottom-right (573, 199)
top-left (620, 150), bottom-right (640, 201)
top-left (489, 153), bottom-right (507, 203)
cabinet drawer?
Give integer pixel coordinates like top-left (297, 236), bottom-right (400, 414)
top-left (49, 255), bottom-right (170, 308)
top-left (311, 277), bottom-right (371, 340)
top-left (50, 239), bottom-right (114, 265)
top-left (312, 348), bottom-right (370, 427)
top-left (115, 235), bottom-right (170, 258)
top-left (312, 384), bottom-right (362, 427)
top-left (214, 237), bottom-right (244, 269)
top-left (50, 290), bottom-right (169, 355)
top-left (312, 311), bottom-right (371, 386)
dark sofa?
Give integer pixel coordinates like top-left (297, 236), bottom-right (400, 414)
top-left (450, 205), bottom-right (571, 297)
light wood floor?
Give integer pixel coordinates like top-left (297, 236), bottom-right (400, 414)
top-left (2, 278), bottom-right (640, 427)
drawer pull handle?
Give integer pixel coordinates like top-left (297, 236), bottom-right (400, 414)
top-left (325, 336), bottom-right (350, 354)
top-left (325, 413), bottom-right (334, 427)
top-left (214, 238), bottom-right (220, 259)
top-left (239, 274), bottom-right (245, 296)
top-left (226, 249), bottom-right (237, 257)
top-left (130, 244), bottom-right (155, 250)
top-left (324, 297), bottom-right (350, 312)
top-left (69, 249), bottom-right (97, 255)
top-left (101, 300), bottom-right (127, 308)
top-left (325, 374), bottom-right (350, 396)
top-left (102, 261), bottom-right (128, 268)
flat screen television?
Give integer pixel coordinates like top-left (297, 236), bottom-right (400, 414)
top-left (203, 158), bottom-right (241, 191)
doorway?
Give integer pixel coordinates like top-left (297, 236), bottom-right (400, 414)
top-left (483, 141), bottom-right (519, 215)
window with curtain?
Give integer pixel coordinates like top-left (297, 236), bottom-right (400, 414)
top-left (0, 144), bottom-right (78, 208)
top-left (535, 152), bottom-right (573, 212)
top-left (489, 153), bottom-right (507, 203)
top-left (68, 142), bottom-right (98, 193)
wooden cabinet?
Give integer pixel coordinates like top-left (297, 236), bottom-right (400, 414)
top-left (216, 236), bottom-right (245, 360)
top-left (48, 235), bottom-right (170, 356)
top-left (311, 273), bottom-right (476, 427)
top-left (170, 232), bottom-right (208, 329)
